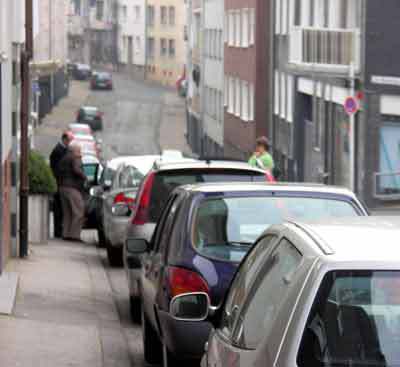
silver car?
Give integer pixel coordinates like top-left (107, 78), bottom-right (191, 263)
top-left (170, 217), bottom-right (400, 367)
top-left (101, 155), bottom-right (160, 266)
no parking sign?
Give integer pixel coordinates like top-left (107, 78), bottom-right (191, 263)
top-left (344, 96), bottom-right (359, 116)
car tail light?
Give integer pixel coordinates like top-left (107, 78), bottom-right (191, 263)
top-left (131, 172), bottom-right (155, 225)
top-left (168, 267), bottom-right (209, 298)
top-left (114, 192), bottom-right (135, 207)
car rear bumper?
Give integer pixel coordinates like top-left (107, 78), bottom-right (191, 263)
top-left (158, 310), bottom-right (212, 360)
top-left (108, 216), bottom-right (130, 248)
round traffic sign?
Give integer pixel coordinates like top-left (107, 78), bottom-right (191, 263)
top-left (344, 96), bottom-right (359, 115)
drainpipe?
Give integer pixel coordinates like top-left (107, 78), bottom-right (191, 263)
top-left (20, 0), bottom-right (33, 257)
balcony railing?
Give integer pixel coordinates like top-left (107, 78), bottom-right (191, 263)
top-left (374, 171), bottom-right (400, 201)
top-left (289, 26), bottom-right (360, 73)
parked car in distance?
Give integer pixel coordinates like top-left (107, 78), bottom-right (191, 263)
top-left (73, 137), bottom-right (99, 158)
top-left (124, 161), bottom-right (275, 318)
top-left (76, 106), bottom-right (103, 131)
top-left (125, 183), bottom-right (368, 365)
top-left (167, 217), bottom-right (400, 367)
top-left (101, 156), bottom-right (161, 266)
top-left (69, 123), bottom-right (93, 137)
top-left (73, 63), bottom-right (91, 80)
top-left (91, 72), bottom-right (113, 90)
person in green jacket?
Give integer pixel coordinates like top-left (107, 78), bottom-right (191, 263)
top-left (248, 136), bottom-right (274, 171)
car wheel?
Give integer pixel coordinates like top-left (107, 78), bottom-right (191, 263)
top-left (129, 295), bottom-right (141, 324)
top-left (142, 306), bottom-right (162, 364)
top-left (106, 244), bottom-right (123, 267)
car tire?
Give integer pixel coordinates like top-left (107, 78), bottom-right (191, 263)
top-left (142, 306), bottom-right (162, 364)
top-left (106, 244), bottom-right (123, 267)
top-left (129, 295), bottom-right (141, 324)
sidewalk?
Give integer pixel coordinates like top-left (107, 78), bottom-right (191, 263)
top-left (158, 91), bottom-right (193, 156)
top-left (34, 81), bottom-right (90, 157)
top-left (0, 236), bottom-right (131, 367)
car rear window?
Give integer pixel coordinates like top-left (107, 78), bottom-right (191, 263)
top-left (192, 196), bottom-right (359, 262)
top-left (298, 271), bottom-right (400, 367)
top-left (148, 169), bottom-right (266, 222)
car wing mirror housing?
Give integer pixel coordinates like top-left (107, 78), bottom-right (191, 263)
top-left (170, 292), bottom-right (213, 322)
top-left (126, 238), bottom-right (149, 255)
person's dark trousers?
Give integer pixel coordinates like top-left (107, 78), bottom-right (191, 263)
top-left (53, 191), bottom-right (63, 238)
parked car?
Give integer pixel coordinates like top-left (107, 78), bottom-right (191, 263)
top-left (124, 161), bottom-right (275, 317)
top-left (90, 155), bottom-right (161, 249)
top-left (76, 106), bottom-right (103, 131)
top-left (73, 137), bottom-right (99, 158)
top-left (91, 72), bottom-right (113, 90)
top-left (101, 156), bottom-right (161, 266)
top-left (125, 183), bottom-right (368, 365)
top-left (69, 123), bottom-right (93, 137)
top-left (73, 63), bottom-right (91, 80)
top-left (164, 217), bottom-right (400, 367)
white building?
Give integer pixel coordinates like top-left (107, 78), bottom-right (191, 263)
top-left (117, 0), bottom-right (146, 78)
top-left (0, 0), bottom-right (26, 269)
top-left (202, 0), bottom-right (224, 156)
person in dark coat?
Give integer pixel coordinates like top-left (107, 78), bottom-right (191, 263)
top-left (58, 143), bottom-right (87, 242)
top-left (49, 130), bottom-right (74, 238)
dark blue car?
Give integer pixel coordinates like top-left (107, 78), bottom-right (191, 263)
top-left (126, 183), bottom-right (368, 366)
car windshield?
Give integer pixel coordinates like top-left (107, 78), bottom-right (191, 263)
top-left (83, 108), bottom-right (98, 116)
top-left (97, 73), bottom-right (110, 81)
top-left (298, 271), bottom-right (400, 367)
top-left (148, 169), bottom-right (266, 222)
top-left (192, 196), bottom-right (359, 262)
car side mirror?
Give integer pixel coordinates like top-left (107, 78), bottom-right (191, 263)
top-left (126, 238), bottom-right (149, 255)
top-left (170, 292), bottom-right (210, 322)
top-left (112, 203), bottom-right (131, 217)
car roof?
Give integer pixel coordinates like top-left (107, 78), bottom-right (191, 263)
top-left (107, 155), bottom-right (161, 171)
top-left (73, 134), bottom-right (94, 141)
top-left (69, 123), bottom-right (91, 130)
top-left (81, 106), bottom-right (98, 111)
top-left (154, 160), bottom-right (267, 174)
top-left (289, 217), bottom-right (400, 263)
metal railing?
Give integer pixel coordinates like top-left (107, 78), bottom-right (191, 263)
top-left (374, 171), bottom-right (400, 200)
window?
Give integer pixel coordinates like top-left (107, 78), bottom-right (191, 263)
top-left (224, 76), bottom-right (229, 107)
top-left (241, 9), bottom-right (249, 47)
top-left (161, 6), bottom-right (167, 25)
top-left (249, 8), bottom-right (255, 45)
top-left (147, 37), bottom-right (155, 59)
top-left (169, 6), bottom-right (175, 25)
top-left (232, 239), bottom-right (302, 349)
top-left (135, 36), bottom-right (141, 53)
top-left (147, 6), bottom-right (155, 27)
top-left (229, 11), bottom-right (235, 46)
top-left (122, 5), bottom-right (127, 22)
top-left (235, 78), bottom-right (241, 117)
top-left (160, 38), bottom-right (167, 56)
top-left (224, 14), bottom-right (229, 43)
top-left (228, 77), bottom-right (235, 114)
top-left (220, 234), bottom-right (278, 338)
top-left (96, 0), bottom-right (104, 20)
top-left (134, 6), bottom-right (141, 22)
top-left (241, 81), bottom-right (249, 121)
top-left (298, 271), bottom-right (400, 367)
top-left (249, 83), bottom-right (255, 121)
top-left (169, 39), bottom-right (176, 57)
top-left (235, 10), bottom-right (241, 47)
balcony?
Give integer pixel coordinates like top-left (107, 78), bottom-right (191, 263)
top-left (289, 27), bottom-right (361, 73)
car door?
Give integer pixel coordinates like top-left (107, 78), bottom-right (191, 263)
top-left (206, 236), bottom-right (303, 367)
top-left (141, 194), bottom-right (183, 329)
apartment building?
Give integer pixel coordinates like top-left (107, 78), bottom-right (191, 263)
top-left (0, 0), bottom-right (26, 270)
top-left (117, 0), bottom-right (146, 78)
top-left (224, 0), bottom-right (271, 159)
top-left (202, 0), bottom-right (224, 156)
top-left (68, 0), bottom-right (90, 63)
top-left (146, 0), bottom-right (186, 86)
top-left (273, 0), bottom-right (400, 209)
top-left (186, 0), bottom-right (203, 154)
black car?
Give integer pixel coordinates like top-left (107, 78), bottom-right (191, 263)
top-left (126, 183), bottom-right (368, 366)
top-left (91, 72), bottom-right (113, 90)
top-left (73, 63), bottom-right (91, 80)
top-left (76, 106), bottom-right (103, 131)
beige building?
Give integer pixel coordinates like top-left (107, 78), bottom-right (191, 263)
top-left (146, 0), bottom-right (187, 86)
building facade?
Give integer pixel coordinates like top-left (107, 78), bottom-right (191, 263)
top-left (202, 0), bottom-right (224, 156)
top-left (223, 0), bottom-right (271, 160)
top-left (0, 0), bottom-right (25, 271)
top-left (146, 0), bottom-right (186, 86)
top-left (117, 0), bottom-right (146, 78)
